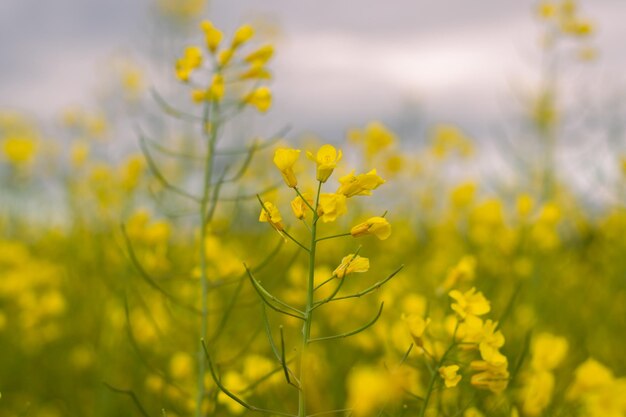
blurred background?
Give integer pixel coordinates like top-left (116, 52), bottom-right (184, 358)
top-left (1, 0), bottom-right (624, 129)
top-left (2, 2), bottom-right (626, 417)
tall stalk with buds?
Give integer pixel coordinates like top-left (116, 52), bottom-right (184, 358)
top-left (205, 143), bottom-right (403, 417)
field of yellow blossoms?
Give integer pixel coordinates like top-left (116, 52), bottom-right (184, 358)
top-left (1, 1), bottom-right (625, 417)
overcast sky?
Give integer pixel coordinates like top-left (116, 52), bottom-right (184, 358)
top-left (1, 0), bottom-right (625, 140)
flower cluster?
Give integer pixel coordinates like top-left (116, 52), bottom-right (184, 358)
top-left (519, 333), bottom-right (569, 415)
top-left (449, 287), bottom-right (510, 394)
top-left (264, 144), bottom-right (388, 231)
top-left (174, 20), bottom-right (274, 112)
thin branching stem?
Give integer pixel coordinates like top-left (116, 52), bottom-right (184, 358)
top-left (316, 232), bottom-right (351, 243)
top-left (309, 302), bottom-right (384, 343)
top-left (245, 265), bottom-right (305, 315)
top-left (294, 187), bottom-right (316, 213)
top-left (202, 340), bottom-right (297, 417)
top-left (102, 382), bottom-right (151, 417)
top-left (325, 265), bottom-right (404, 303)
top-left (298, 180), bottom-right (323, 417)
top-left (245, 266), bottom-right (305, 320)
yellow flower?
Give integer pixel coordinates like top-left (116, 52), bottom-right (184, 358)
top-left (2, 136), bottom-right (37, 164)
top-left (346, 366), bottom-right (408, 417)
top-left (317, 193), bottom-right (348, 223)
top-left (333, 254), bottom-right (370, 279)
top-left (537, 2), bottom-right (556, 19)
top-left (477, 320), bottom-right (507, 365)
top-left (306, 144), bottom-right (342, 182)
top-left (245, 87), bottom-right (272, 112)
top-left (169, 352), bottom-right (193, 380)
top-left (174, 46), bottom-right (202, 82)
top-left (258, 201), bottom-right (284, 233)
top-left (449, 287), bottom-right (490, 319)
top-left (273, 148), bottom-right (300, 188)
top-left (521, 370), bottom-right (555, 416)
top-left (530, 333), bottom-right (568, 371)
top-left (350, 217), bottom-right (391, 240)
top-left (439, 365), bottom-right (462, 388)
top-left (567, 358), bottom-right (615, 398)
top-left (439, 255), bottom-right (477, 293)
top-left (348, 121), bottom-right (397, 158)
top-left (191, 89), bottom-right (208, 103)
top-left (70, 141), bottom-right (89, 167)
top-left (336, 169), bottom-right (385, 197)
top-left (516, 194), bottom-right (535, 218)
top-left (239, 61), bottom-right (271, 80)
top-left (200, 20), bottom-right (223, 53)
top-left (470, 360), bottom-right (509, 394)
top-left (402, 314), bottom-right (430, 348)
top-left (232, 24), bottom-right (254, 48)
top-left (464, 408), bottom-right (486, 417)
top-left (291, 193), bottom-right (313, 220)
top-left (218, 48), bottom-right (234, 67)
top-left (245, 45), bottom-right (274, 65)
top-left (209, 73), bottom-right (225, 101)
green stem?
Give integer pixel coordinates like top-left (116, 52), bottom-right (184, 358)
top-left (316, 232), bottom-right (351, 243)
top-left (196, 98), bottom-right (219, 417)
top-left (419, 324), bottom-right (458, 417)
top-left (298, 181), bottom-right (323, 417)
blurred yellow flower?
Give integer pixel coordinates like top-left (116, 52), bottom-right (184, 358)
top-left (402, 314), bottom-right (430, 348)
top-left (175, 46), bottom-right (202, 82)
top-left (470, 359), bottom-right (509, 394)
top-left (239, 61), bottom-right (271, 80)
top-left (218, 48), bottom-right (234, 67)
top-left (169, 351), bottom-right (193, 380)
top-left (232, 24), bottom-right (254, 48)
top-left (521, 370), bottom-right (555, 416)
top-left (200, 20), bottom-right (223, 53)
top-left (537, 2), bottom-right (556, 19)
top-left (209, 74), bottom-right (225, 101)
top-left (531, 333), bottom-right (568, 371)
top-left (2, 136), bottom-right (37, 164)
top-left (245, 87), bottom-right (272, 113)
top-left (439, 365), bottom-right (462, 388)
top-left (245, 45), bottom-right (274, 65)
top-left (440, 255), bottom-right (477, 293)
top-left (449, 287), bottom-right (491, 319)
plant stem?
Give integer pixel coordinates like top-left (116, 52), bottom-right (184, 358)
top-left (419, 324), bottom-right (458, 417)
top-left (196, 99), bottom-right (219, 417)
top-left (298, 181), bottom-right (322, 417)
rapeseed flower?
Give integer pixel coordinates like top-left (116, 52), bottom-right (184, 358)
top-left (332, 254), bottom-right (370, 279)
top-left (350, 217), bottom-right (391, 240)
top-left (439, 365), bottom-right (462, 388)
top-left (259, 201), bottom-right (284, 233)
top-left (291, 192), bottom-right (313, 220)
top-left (245, 87), bottom-right (272, 112)
top-left (336, 169), bottom-right (385, 197)
top-left (200, 20), bottom-right (223, 53)
top-left (317, 193), bottom-right (347, 223)
top-left (449, 287), bottom-right (491, 319)
top-left (273, 148), bottom-right (300, 188)
top-left (307, 144), bottom-right (342, 182)
top-left (175, 46), bottom-right (202, 82)
top-left (232, 24), bottom-right (254, 48)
